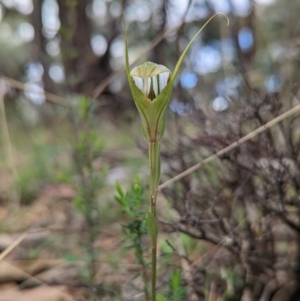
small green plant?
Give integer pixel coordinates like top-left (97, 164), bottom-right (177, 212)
top-left (124, 13), bottom-right (229, 301)
top-left (115, 177), bottom-right (150, 301)
top-left (59, 96), bottom-right (108, 294)
top-left (73, 97), bottom-right (107, 282)
top-left (169, 270), bottom-right (187, 301)
top-left (156, 270), bottom-right (187, 301)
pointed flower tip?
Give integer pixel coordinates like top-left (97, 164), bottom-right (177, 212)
top-left (130, 61), bottom-right (172, 101)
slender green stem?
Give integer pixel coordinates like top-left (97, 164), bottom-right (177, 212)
top-left (149, 141), bottom-right (160, 215)
top-left (151, 243), bottom-right (157, 301)
top-left (136, 228), bottom-right (150, 301)
top-left (149, 141), bottom-right (161, 301)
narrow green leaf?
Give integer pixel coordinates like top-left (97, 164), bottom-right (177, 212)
top-left (115, 183), bottom-right (126, 207)
top-left (123, 14), bottom-right (152, 141)
top-left (146, 211), bottom-right (158, 246)
top-left (116, 182), bottom-right (125, 199)
top-left (171, 14), bottom-right (229, 83)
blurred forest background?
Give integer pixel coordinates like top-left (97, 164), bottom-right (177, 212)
top-left (1, 0), bottom-right (300, 300)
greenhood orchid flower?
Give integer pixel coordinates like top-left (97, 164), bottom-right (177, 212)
top-left (125, 14), bottom-right (228, 144)
top-left (126, 62), bottom-right (172, 143)
top-left (129, 62), bottom-right (172, 142)
top-left (130, 63), bottom-right (171, 101)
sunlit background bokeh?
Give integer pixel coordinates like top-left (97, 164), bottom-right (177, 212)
top-left (0, 0), bottom-right (281, 112)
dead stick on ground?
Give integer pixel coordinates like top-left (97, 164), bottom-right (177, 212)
top-left (0, 232), bottom-right (28, 261)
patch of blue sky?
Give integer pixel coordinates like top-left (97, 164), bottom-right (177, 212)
top-left (180, 71), bottom-right (198, 89)
top-left (238, 27), bottom-right (254, 52)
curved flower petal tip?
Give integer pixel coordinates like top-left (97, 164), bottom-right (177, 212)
top-left (130, 61), bottom-right (171, 101)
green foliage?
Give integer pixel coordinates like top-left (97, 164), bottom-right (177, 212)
top-left (115, 176), bottom-right (147, 219)
top-left (157, 270), bottom-right (187, 301)
top-left (115, 177), bottom-right (150, 299)
top-left (169, 270), bottom-right (187, 301)
top-left (115, 177), bottom-right (148, 254)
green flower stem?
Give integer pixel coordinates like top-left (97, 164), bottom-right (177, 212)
top-left (149, 141), bottom-right (161, 216)
top-left (149, 141), bottom-right (160, 301)
top-left (151, 239), bottom-right (157, 301)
